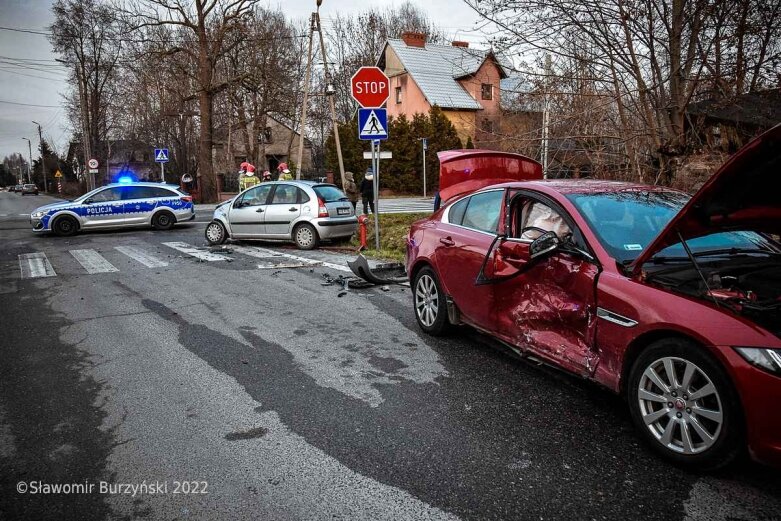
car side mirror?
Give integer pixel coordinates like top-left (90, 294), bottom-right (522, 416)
top-left (529, 231), bottom-right (560, 260)
top-left (475, 237), bottom-right (531, 285)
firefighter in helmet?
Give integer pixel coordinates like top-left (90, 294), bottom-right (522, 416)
top-left (277, 162), bottom-right (293, 181)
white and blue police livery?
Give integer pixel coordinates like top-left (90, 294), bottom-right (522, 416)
top-left (30, 181), bottom-right (195, 236)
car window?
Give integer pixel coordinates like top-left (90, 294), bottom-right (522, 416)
top-left (461, 190), bottom-right (503, 233)
top-left (90, 187), bottom-right (124, 203)
top-left (298, 188), bottom-right (311, 203)
top-left (124, 186), bottom-right (175, 199)
top-left (313, 185), bottom-right (348, 202)
top-left (238, 184), bottom-right (272, 207)
top-left (271, 184), bottom-right (298, 205)
top-left (448, 197), bottom-right (469, 225)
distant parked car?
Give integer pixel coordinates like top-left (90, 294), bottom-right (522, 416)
top-left (205, 180), bottom-right (357, 250)
top-left (30, 181), bottom-right (195, 236)
top-left (13, 184), bottom-right (23, 193)
top-left (21, 184), bottom-right (39, 195)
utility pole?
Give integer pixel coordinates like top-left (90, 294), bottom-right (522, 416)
top-left (22, 138), bottom-right (33, 184)
top-left (541, 54), bottom-right (551, 179)
top-left (315, 2), bottom-right (346, 189)
top-left (296, 13), bottom-right (316, 180)
top-left (32, 121), bottom-right (48, 192)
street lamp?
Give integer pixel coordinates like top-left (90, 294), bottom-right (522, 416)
top-left (21, 138), bottom-right (33, 184)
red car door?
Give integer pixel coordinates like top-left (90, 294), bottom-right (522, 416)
top-left (491, 193), bottom-right (600, 376)
top-left (435, 190), bottom-right (505, 330)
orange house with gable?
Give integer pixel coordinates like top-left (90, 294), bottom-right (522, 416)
top-left (377, 32), bottom-right (508, 147)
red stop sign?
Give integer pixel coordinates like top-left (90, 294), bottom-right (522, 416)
top-left (350, 66), bottom-right (390, 108)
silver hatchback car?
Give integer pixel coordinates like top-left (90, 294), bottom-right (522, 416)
top-left (30, 182), bottom-right (195, 236)
top-left (205, 181), bottom-right (357, 249)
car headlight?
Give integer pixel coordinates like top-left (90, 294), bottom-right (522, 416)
top-left (734, 347), bottom-right (781, 375)
top-left (31, 211), bottom-right (45, 218)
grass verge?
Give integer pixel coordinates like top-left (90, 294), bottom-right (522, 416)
top-left (347, 212), bottom-right (429, 263)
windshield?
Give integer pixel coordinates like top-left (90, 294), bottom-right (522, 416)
top-left (566, 191), bottom-right (779, 263)
top-left (313, 185), bottom-right (348, 202)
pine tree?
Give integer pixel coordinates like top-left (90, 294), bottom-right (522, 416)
top-left (465, 136), bottom-right (475, 149)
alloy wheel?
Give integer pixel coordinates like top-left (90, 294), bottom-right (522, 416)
top-left (637, 356), bottom-right (724, 455)
top-left (415, 274), bottom-right (439, 327)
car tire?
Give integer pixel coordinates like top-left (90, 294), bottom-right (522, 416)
top-left (627, 338), bottom-right (743, 470)
top-left (52, 215), bottom-right (78, 237)
top-left (293, 223), bottom-right (319, 250)
top-left (205, 220), bottom-right (228, 245)
top-left (151, 211), bottom-right (176, 231)
top-left (412, 266), bottom-right (451, 336)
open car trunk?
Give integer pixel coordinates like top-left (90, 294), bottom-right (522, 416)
top-left (437, 150), bottom-right (543, 205)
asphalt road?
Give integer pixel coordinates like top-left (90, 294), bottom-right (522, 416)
top-left (0, 191), bottom-right (779, 520)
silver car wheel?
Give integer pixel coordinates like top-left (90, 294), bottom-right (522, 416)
top-left (638, 356), bottom-right (724, 455)
top-left (206, 222), bottom-right (224, 243)
top-left (296, 226), bottom-right (314, 248)
top-left (415, 274), bottom-right (439, 327)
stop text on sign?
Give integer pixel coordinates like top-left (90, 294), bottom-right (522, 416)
top-left (350, 66), bottom-right (390, 108)
top-left (353, 81), bottom-right (387, 95)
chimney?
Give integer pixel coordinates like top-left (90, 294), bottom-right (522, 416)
top-left (401, 32), bottom-right (426, 48)
top-left (451, 41), bottom-right (469, 48)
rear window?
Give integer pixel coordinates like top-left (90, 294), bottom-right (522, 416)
top-left (461, 190), bottom-right (503, 233)
top-left (313, 185), bottom-right (348, 203)
top-left (24, 184), bottom-right (35, 189)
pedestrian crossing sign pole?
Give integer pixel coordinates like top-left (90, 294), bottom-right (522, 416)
top-left (154, 148), bottom-right (169, 183)
top-left (357, 109), bottom-right (388, 250)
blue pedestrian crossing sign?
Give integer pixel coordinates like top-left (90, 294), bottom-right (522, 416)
top-left (358, 108), bottom-right (388, 141)
top-left (154, 148), bottom-right (169, 163)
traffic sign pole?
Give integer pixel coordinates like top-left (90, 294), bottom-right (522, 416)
top-left (373, 140), bottom-right (380, 250)
top-left (161, 163), bottom-right (165, 183)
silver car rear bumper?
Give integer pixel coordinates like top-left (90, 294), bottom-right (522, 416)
top-left (313, 217), bottom-right (358, 239)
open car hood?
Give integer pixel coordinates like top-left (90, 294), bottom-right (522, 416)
top-left (437, 150), bottom-right (542, 204)
top-left (631, 124), bottom-right (781, 274)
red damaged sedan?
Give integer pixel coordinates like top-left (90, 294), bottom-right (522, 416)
top-left (407, 126), bottom-right (781, 469)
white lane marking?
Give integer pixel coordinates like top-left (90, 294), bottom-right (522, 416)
top-left (18, 252), bottom-right (56, 279)
top-left (114, 246), bottom-right (169, 268)
top-left (162, 241), bottom-right (229, 261)
top-left (231, 244), bottom-right (351, 273)
top-left (70, 249), bottom-right (119, 274)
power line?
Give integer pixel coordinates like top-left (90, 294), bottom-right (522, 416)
top-left (0, 99), bottom-right (62, 108)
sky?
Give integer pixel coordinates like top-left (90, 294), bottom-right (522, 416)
top-left (0, 0), bottom-right (485, 162)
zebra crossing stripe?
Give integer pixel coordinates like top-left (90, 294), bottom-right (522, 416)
top-left (232, 245), bottom-right (351, 273)
top-left (19, 252), bottom-right (56, 279)
top-left (114, 246), bottom-right (169, 268)
top-left (70, 249), bottom-right (119, 274)
top-left (162, 242), bottom-right (229, 261)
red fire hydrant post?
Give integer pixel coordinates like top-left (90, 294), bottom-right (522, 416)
top-left (357, 215), bottom-right (369, 251)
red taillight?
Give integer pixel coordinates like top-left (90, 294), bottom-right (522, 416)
top-left (180, 196), bottom-right (192, 202)
top-left (317, 197), bottom-right (328, 218)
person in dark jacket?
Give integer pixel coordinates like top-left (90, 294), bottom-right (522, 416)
top-left (360, 169), bottom-right (375, 214)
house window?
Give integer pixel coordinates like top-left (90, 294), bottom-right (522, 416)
top-left (260, 127), bottom-right (272, 144)
top-left (395, 86), bottom-right (402, 104)
top-left (482, 119), bottom-right (494, 133)
top-left (481, 83), bottom-right (493, 100)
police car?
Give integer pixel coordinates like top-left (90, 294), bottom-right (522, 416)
top-left (30, 181), bottom-right (195, 236)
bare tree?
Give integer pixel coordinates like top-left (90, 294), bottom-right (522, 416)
top-left (50, 0), bottom-right (124, 188)
top-left (127, 0), bottom-right (259, 201)
top-left (465, 0), bottom-right (781, 182)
